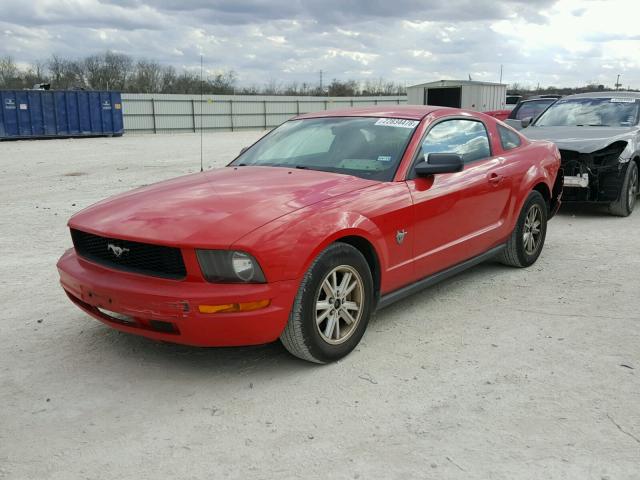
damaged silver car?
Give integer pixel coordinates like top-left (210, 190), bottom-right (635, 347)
top-left (523, 92), bottom-right (640, 216)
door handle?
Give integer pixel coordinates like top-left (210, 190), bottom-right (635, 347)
top-left (488, 172), bottom-right (504, 185)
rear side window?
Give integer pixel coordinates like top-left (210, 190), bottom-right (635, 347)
top-left (498, 125), bottom-right (522, 150)
top-left (421, 119), bottom-right (491, 164)
top-left (510, 99), bottom-right (555, 120)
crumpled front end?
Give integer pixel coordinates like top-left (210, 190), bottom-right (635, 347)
top-left (559, 141), bottom-right (631, 202)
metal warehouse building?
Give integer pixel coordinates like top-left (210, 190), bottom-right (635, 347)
top-left (407, 80), bottom-right (507, 112)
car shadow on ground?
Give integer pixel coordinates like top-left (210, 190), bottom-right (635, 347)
top-left (79, 320), bottom-right (316, 377)
top-left (368, 261), bottom-right (505, 325)
top-left (555, 202), bottom-right (612, 218)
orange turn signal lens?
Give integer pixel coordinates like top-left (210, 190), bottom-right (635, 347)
top-left (198, 299), bottom-right (270, 314)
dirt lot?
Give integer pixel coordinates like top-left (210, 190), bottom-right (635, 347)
top-left (1, 132), bottom-right (639, 480)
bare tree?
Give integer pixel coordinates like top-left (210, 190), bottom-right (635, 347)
top-left (84, 51), bottom-right (132, 90)
top-left (262, 78), bottom-right (281, 95)
top-left (0, 56), bottom-right (19, 88)
top-left (159, 65), bottom-right (177, 93)
top-left (48, 55), bottom-right (85, 89)
top-left (103, 52), bottom-right (132, 90)
top-left (508, 82), bottom-right (523, 95)
top-left (328, 79), bottom-right (358, 96)
top-left (130, 59), bottom-right (164, 93)
top-left (209, 70), bottom-right (237, 94)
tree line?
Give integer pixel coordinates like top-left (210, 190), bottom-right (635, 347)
top-left (0, 52), bottom-right (407, 96)
top-left (2, 52), bottom-right (633, 97)
top-left (508, 82), bottom-right (638, 97)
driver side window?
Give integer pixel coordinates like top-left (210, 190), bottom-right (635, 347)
top-left (421, 119), bottom-right (491, 164)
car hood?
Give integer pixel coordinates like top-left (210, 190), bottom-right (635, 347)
top-left (523, 125), bottom-right (635, 153)
top-left (69, 166), bottom-right (378, 248)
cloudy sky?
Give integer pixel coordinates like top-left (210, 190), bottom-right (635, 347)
top-left (1, 0), bottom-right (639, 89)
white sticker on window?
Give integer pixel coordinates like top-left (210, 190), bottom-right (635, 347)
top-left (377, 155), bottom-right (392, 162)
top-left (374, 118), bottom-right (419, 128)
top-left (610, 97), bottom-right (636, 103)
top-left (19, 103), bottom-right (27, 110)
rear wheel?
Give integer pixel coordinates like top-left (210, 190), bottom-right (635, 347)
top-left (280, 243), bottom-right (373, 363)
top-left (499, 190), bottom-right (548, 268)
top-left (609, 161), bottom-right (638, 217)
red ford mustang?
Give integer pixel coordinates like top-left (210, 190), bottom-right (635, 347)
top-left (57, 106), bottom-right (562, 363)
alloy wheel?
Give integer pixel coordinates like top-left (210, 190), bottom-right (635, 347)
top-left (315, 265), bottom-right (364, 345)
top-left (523, 204), bottom-right (543, 256)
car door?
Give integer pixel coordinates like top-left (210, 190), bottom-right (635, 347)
top-left (405, 117), bottom-right (513, 281)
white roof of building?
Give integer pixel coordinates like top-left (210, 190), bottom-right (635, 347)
top-left (408, 79), bottom-right (506, 88)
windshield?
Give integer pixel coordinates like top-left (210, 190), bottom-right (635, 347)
top-left (534, 97), bottom-right (640, 127)
top-left (230, 116), bottom-right (419, 181)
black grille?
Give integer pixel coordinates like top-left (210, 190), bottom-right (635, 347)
top-left (71, 229), bottom-right (186, 280)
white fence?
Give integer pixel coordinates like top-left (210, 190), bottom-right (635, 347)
top-left (121, 93), bottom-right (407, 134)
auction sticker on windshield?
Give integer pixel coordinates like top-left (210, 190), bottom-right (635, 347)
top-left (375, 118), bottom-right (419, 128)
top-left (610, 98), bottom-right (636, 103)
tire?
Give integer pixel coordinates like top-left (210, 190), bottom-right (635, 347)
top-left (609, 161), bottom-right (638, 217)
top-left (280, 242), bottom-right (374, 363)
top-left (499, 190), bottom-right (548, 268)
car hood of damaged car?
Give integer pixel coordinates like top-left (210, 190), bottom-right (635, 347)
top-left (523, 125), bottom-right (638, 154)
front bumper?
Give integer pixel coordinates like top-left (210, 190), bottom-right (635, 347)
top-left (57, 249), bottom-right (299, 346)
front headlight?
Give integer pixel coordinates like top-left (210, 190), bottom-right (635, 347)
top-left (196, 250), bottom-right (266, 283)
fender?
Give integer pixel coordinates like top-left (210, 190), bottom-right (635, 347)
top-left (231, 207), bottom-right (388, 283)
top-left (231, 180), bottom-right (414, 286)
top-left (294, 217), bottom-right (386, 282)
top-left (509, 142), bottom-right (561, 229)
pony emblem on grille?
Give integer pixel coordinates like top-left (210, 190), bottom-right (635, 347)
top-left (107, 243), bottom-right (130, 258)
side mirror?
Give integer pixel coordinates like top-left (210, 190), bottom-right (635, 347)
top-left (521, 117), bottom-right (533, 128)
top-left (414, 153), bottom-right (464, 176)
top-left (239, 146), bottom-right (249, 155)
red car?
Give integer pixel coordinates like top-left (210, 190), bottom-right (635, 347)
top-left (484, 109), bottom-right (511, 121)
top-left (57, 106), bottom-right (562, 363)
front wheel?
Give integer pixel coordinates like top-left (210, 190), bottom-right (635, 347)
top-left (609, 161), bottom-right (638, 217)
top-left (499, 190), bottom-right (548, 268)
top-left (280, 242), bottom-right (374, 363)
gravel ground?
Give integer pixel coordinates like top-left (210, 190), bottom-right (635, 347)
top-left (1, 133), bottom-right (639, 480)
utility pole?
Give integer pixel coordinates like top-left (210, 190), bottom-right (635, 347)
top-left (499, 64), bottom-right (503, 84)
top-left (200, 54), bottom-right (203, 172)
top-left (319, 70), bottom-right (323, 93)
top-left (615, 74), bottom-right (622, 91)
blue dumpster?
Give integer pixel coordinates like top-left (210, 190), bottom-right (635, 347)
top-left (0, 90), bottom-right (124, 140)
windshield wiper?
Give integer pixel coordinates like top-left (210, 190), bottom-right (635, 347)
top-left (576, 124), bottom-right (610, 127)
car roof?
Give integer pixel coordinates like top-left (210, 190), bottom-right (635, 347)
top-left (563, 91), bottom-right (640, 100)
top-left (295, 105), bottom-right (448, 121)
top-left (519, 97), bottom-right (557, 103)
